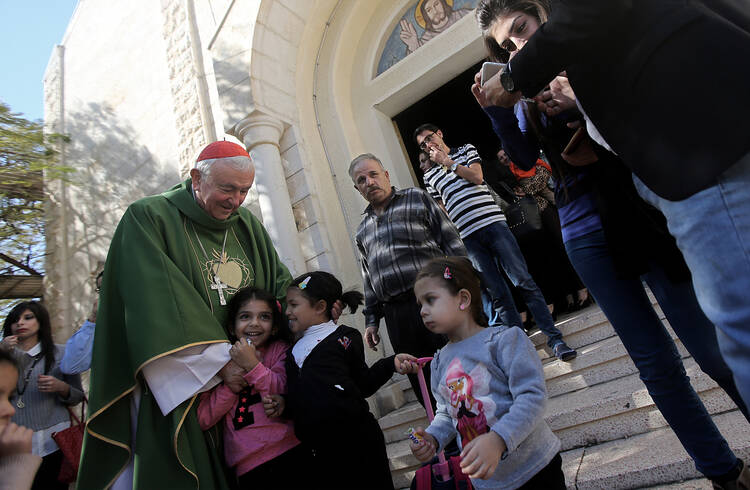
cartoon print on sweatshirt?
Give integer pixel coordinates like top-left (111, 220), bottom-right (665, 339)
top-left (438, 357), bottom-right (496, 443)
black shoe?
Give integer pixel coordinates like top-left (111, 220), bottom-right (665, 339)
top-left (553, 342), bottom-right (577, 362)
top-left (712, 458), bottom-right (750, 490)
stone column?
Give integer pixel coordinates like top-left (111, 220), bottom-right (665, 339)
top-left (233, 111), bottom-right (306, 275)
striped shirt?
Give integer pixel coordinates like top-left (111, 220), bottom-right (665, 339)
top-left (355, 187), bottom-right (467, 326)
top-left (424, 144), bottom-right (505, 239)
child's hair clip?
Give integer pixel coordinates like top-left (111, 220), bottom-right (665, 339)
top-left (299, 276), bottom-right (311, 289)
top-left (276, 300), bottom-right (282, 312)
top-left (443, 267), bottom-right (452, 280)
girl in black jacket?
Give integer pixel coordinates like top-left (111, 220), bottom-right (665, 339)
top-left (280, 271), bottom-right (417, 490)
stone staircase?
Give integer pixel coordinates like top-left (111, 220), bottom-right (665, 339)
top-left (375, 301), bottom-right (750, 489)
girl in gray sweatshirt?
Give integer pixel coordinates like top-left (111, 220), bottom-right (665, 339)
top-left (410, 257), bottom-right (563, 490)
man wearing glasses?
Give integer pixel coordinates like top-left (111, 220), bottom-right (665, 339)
top-left (414, 124), bottom-right (576, 362)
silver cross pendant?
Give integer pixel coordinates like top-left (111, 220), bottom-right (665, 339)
top-left (210, 274), bottom-right (228, 306)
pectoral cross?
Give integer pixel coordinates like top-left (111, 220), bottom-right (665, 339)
top-left (210, 274), bottom-right (228, 305)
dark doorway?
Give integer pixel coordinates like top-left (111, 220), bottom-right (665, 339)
top-left (392, 61), bottom-right (502, 187)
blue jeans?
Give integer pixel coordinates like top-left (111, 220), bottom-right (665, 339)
top-left (632, 153), bottom-right (750, 409)
top-left (464, 220), bottom-right (563, 348)
top-left (565, 229), bottom-right (738, 477)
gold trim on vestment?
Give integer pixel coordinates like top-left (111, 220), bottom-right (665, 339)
top-left (85, 339), bottom-right (229, 489)
top-left (175, 394), bottom-right (200, 488)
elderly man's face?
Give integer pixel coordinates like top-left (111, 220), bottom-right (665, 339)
top-left (352, 159), bottom-right (392, 207)
top-left (190, 162), bottom-right (255, 220)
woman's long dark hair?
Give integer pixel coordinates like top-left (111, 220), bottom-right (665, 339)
top-left (289, 271), bottom-right (364, 320)
top-left (3, 301), bottom-right (56, 373)
top-left (225, 287), bottom-right (294, 345)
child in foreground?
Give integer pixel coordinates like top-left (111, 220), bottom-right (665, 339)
top-left (197, 287), bottom-right (304, 489)
top-left (408, 257), bottom-right (564, 490)
top-left (0, 349), bottom-right (41, 490)
top-left (277, 271), bottom-right (418, 490)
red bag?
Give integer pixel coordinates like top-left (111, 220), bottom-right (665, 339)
top-left (410, 358), bottom-right (473, 490)
top-left (52, 397), bottom-right (87, 483)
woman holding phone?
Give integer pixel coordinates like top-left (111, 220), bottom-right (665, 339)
top-left (470, 1), bottom-right (749, 487)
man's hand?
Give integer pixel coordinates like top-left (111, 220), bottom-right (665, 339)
top-left (331, 300), bottom-right (344, 323)
top-left (394, 354), bottom-right (419, 374)
top-left (459, 431), bottom-right (507, 480)
top-left (37, 375), bottom-right (69, 397)
top-left (262, 394), bottom-right (284, 418)
top-left (365, 326), bottom-right (380, 351)
top-left (219, 360), bottom-right (248, 393)
top-left (0, 423), bottom-right (33, 457)
top-left (535, 73), bottom-right (577, 117)
top-left (399, 19), bottom-right (420, 53)
top-left (409, 427), bottom-right (438, 463)
top-left (229, 338), bottom-right (260, 372)
top-left (428, 147), bottom-right (451, 167)
top-left (0, 335), bottom-right (18, 350)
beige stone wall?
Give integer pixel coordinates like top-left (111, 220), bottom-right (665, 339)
top-left (43, 0), bottom-right (184, 335)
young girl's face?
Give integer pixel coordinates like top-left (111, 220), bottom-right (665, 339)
top-left (0, 362), bottom-right (18, 429)
top-left (285, 288), bottom-right (323, 334)
top-left (414, 276), bottom-right (466, 335)
top-left (11, 309), bottom-right (40, 344)
top-left (234, 298), bottom-right (275, 349)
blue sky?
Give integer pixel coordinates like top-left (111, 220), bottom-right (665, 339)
top-left (0, 1), bottom-right (79, 121)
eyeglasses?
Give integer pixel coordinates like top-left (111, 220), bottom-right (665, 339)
top-left (418, 132), bottom-right (437, 151)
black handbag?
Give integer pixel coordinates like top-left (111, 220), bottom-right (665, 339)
top-left (505, 195), bottom-right (543, 237)
top-left (498, 182), bottom-right (543, 237)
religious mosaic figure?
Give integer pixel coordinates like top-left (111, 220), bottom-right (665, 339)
top-left (401, 0), bottom-right (473, 54)
top-left (377, 0), bottom-right (478, 75)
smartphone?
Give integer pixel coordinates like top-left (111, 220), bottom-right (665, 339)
top-left (481, 61), bottom-right (505, 86)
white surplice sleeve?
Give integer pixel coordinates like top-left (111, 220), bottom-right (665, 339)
top-left (141, 342), bottom-right (231, 415)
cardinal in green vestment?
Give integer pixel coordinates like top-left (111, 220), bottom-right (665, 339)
top-left (77, 141), bottom-right (292, 489)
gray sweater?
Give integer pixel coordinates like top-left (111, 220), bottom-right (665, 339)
top-left (426, 326), bottom-right (560, 490)
top-left (10, 344), bottom-right (84, 432)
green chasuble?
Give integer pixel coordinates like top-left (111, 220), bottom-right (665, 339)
top-left (77, 180), bottom-right (292, 489)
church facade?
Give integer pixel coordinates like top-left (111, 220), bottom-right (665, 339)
top-left (43, 0), bottom-right (486, 347)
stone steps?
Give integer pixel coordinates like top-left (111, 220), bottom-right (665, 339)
top-left (562, 410), bottom-right (750, 489)
top-left (548, 358), bottom-right (737, 451)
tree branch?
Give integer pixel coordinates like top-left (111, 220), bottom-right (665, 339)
top-left (0, 252), bottom-right (42, 276)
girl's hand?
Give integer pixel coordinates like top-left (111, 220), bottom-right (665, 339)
top-left (409, 427), bottom-right (438, 463)
top-left (394, 354), bottom-right (419, 374)
top-left (459, 431), bottom-right (507, 480)
top-left (229, 338), bottom-right (259, 372)
top-left (0, 335), bottom-right (18, 350)
top-left (262, 394), bottom-right (284, 418)
top-left (0, 423), bottom-right (33, 456)
top-left (37, 375), bottom-right (69, 397)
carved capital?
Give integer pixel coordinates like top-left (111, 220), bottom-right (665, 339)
top-left (232, 111), bottom-right (285, 151)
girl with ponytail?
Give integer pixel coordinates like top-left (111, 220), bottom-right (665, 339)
top-left (277, 271), bottom-right (418, 489)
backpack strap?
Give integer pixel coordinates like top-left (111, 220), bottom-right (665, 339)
top-left (415, 465), bottom-right (432, 490)
top-left (449, 456), bottom-right (472, 490)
